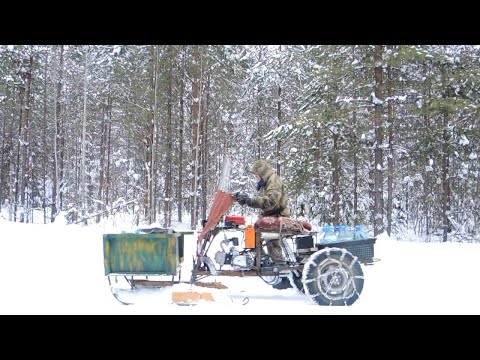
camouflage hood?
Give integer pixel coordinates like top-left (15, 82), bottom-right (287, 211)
top-left (251, 160), bottom-right (274, 179)
top-left (249, 159), bottom-right (290, 217)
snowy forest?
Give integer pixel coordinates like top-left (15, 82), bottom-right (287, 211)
top-left (0, 45), bottom-right (478, 243)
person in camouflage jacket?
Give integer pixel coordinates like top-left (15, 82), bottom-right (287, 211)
top-left (235, 159), bottom-right (290, 217)
top-left (234, 159), bottom-right (290, 260)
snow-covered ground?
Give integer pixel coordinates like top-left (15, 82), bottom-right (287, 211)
top-left (1, 213), bottom-right (479, 315)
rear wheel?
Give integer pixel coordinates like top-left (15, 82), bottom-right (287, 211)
top-left (302, 247), bottom-right (364, 306)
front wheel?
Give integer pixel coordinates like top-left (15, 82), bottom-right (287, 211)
top-left (302, 247), bottom-right (364, 306)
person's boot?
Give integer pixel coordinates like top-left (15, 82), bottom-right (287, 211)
top-left (266, 239), bottom-right (284, 263)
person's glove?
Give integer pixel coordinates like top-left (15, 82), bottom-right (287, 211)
top-left (234, 192), bottom-right (251, 206)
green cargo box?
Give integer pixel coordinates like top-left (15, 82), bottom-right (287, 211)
top-left (103, 230), bottom-right (183, 276)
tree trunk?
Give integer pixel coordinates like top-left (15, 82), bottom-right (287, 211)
top-left (42, 50), bottom-right (49, 223)
top-left (352, 110), bottom-right (359, 224)
top-left (276, 84), bottom-right (282, 176)
top-left (144, 46), bottom-right (159, 225)
top-left (200, 73), bottom-right (210, 222)
top-left (3, 82), bottom-right (14, 220)
top-left (0, 102), bottom-right (4, 208)
top-left (105, 97), bottom-right (112, 210)
top-left (422, 61), bottom-right (432, 236)
top-left (19, 54), bottom-right (33, 223)
top-left (97, 96), bottom-right (108, 223)
top-left (52, 45), bottom-right (64, 222)
top-left (13, 58), bottom-right (25, 222)
top-left (373, 45), bottom-right (384, 235)
top-left (255, 86), bottom-right (262, 159)
top-left (164, 46), bottom-right (174, 228)
top-left (386, 47), bottom-right (394, 236)
top-left (441, 112), bottom-right (451, 242)
top-left (332, 131), bottom-right (340, 224)
top-left (314, 126), bottom-right (322, 192)
top-left (80, 46), bottom-right (89, 222)
top-left (152, 45), bottom-right (160, 224)
top-left (1, 83), bottom-right (14, 212)
top-left (177, 47), bottom-right (185, 224)
top-left (190, 45), bottom-right (201, 230)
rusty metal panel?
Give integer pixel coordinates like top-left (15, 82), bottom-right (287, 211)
top-left (103, 232), bottom-right (178, 275)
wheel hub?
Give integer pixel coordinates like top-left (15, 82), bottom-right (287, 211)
top-left (317, 260), bottom-right (354, 300)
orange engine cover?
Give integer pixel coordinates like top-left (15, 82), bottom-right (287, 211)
top-left (244, 224), bottom-right (255, 248)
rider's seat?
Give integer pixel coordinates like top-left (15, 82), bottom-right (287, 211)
top-left (254, 216), bottom-right (312, 236)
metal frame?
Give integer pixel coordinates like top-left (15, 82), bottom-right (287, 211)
top-left (191, 224), bottom-right (376, 283)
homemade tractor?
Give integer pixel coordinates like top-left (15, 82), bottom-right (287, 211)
top-left (103, 157), bottom-right (376, 306)
top-left (103, 190), bottom-right (376, 306)
top-left (189, 190), bottom-right (376, 306)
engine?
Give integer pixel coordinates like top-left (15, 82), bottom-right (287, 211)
top-left (214, 238), bottom-right (254, 270)
top-left (230, 251), bottom-right (254, 270)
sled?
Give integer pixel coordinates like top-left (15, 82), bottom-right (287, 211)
top-left (103, 228), bottom-right (193, 305)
